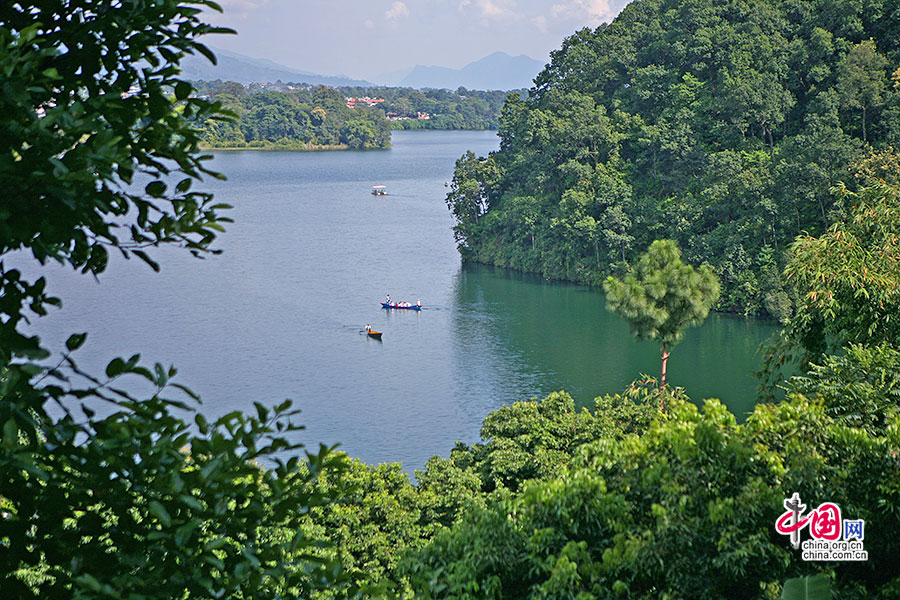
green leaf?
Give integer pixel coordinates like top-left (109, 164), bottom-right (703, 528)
top-left (200, 458), bottom-right (222, 482)
top-left (145, 181), bottom-right (167, 197)
top-left (133, 250), bottom-right (160, 272)
top-left (48, 157), bottom-right (69, 175)
top-left (175, 81), bottom-right (192, 101)
top-left (194, 43), bottom-right (218, 65)
top-left (195, 413), bottom-right (208, 433)
top-left (180, 495), bottom-right (204, 512)
top-left (205, 537), bottom-right (228, 551)
top-left (173, 383), bottom-right (201, 401)
top-left (174, 521), bottom-right (198, 546)
top-left (76, 574), bottom-right (103, 592)
top-left (65, 332), bottom-right (87, 351)
top-left (779, 575), bottom-right (831, 600)
top-left (148, 500), bottom-right (172, 527)
top-left (3, 419), bottom-right (18, 448)
top-left (106, 357), bottom-right (126, 377)
top-left (255, 402), bottom-right (268, 422)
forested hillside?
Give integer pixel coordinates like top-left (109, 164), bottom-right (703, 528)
top-left (338, 86), bottom-right (516, 130)
top-left (198, 83), bottom-right (391, 149)
top-left (446, 0), bottom-right (900, 318)
top-left (195, 81), bottom-right (514, 149)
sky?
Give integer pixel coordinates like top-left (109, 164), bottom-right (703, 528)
top-left (204, 0), bottom-right (633, 80)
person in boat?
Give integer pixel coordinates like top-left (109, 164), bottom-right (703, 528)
top-left (386, 294), bottom-right (391, 305)
top-left (416, 299), bottom-right (421, 307)
top-left (365, 324), bottom-right (371, 333)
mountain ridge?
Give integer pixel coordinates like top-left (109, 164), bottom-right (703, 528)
top-left (180, 47), bottom-right (374, 86)
top-left (181, 47), bottom-right (543, 91)
top-left (387, 51), bottom-right (543, 90)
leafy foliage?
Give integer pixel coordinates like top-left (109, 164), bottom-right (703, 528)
top-left (0, 2), bottom-right (351, 597)
top-left (760, 181), bottom-right (900, 387)
top-left (6, 3), bottom-right (900, 599)
top-left (343, 85), bottom-right (516, 131)
top-left (197, 85), bottom-right (390, 149)
top-left (297, 457), bottom-right (438, 597)
top-left (193, 81), bottom-right (516, 149)
top-left (418, 386), bottom-right (664, 498)
top-left (404, 388), bottom-right (900, 600)
top-left (780, 574), bottom-right (831, 600)
top-left (303, 321), bottom-right (900, 600)
top-left (786, 182), bottom-right (900, 353)
top-left (445, 151), bottom-right (501, 250)
top-left (291, 386), bottom-right (667, 595)
top-left (2, 356), bottom-right (349, 598)
top-left (784, 342), bottom-right (900, 435)
top-left (445, 0), bottom-right (900, 317)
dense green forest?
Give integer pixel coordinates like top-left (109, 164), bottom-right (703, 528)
top-left (193, 81), bottom-right (514, 149)
top-left (338, 86), bottom-right (516, 130)
top-left (196, 82), bottom-right (391, 149)
top-left (4, 0), bottom-right (900, 599)
top-left (446, 0), bottom-right (900, 319)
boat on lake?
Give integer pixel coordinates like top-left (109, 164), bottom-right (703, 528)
top-left (381, 302), bottom-right (421, 311)
top-left (366, 329), bottom-right (383, 339)
top-left (371, 185), bottom-right (387, 196)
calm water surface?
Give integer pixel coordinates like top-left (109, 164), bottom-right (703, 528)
top-left (28, 131), bottom-right (778, 472)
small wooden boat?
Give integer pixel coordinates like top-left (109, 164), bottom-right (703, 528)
top-left (366, 330), bottom-right (383, 339)
top-left (371, 185), bottom-right (387, 196)
top-left (381, 302), bottom-right (421, 311)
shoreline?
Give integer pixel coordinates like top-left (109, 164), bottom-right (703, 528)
top-left (200, 143), bottom-right (392, 152)
top-left (460, 259), bottom-right (779, 322)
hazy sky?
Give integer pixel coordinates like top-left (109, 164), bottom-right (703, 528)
top-left (204, 0), bottom-right (632, 80)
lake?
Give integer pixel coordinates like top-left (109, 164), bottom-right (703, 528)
top-left (27, 130), bottom-right (779, 472)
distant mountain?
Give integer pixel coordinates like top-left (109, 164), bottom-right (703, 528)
top-left (380, 52), bottom-right (543, 91)
top-left (179, 47), bottom-right (374, 86)
top-left (372, 67), bottom-right (413, 87)
top-left (179, 47), bottom-right (543, 91)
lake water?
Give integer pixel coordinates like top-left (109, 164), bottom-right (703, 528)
top-left (27, 130), bottom-right (778, 472)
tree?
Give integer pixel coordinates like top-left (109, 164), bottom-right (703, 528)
top-left (340, 118), bottom-right (377, 149)
top-left (785, 343), bottom-right (900, 436)
top-left (836, 39), bottom-right (889, 144)
top-left (211, 80), bottom-right (248, 99)
top-left (604, 240), bottom-right (720, 400)
top-left (445, 151), bottom-right (499, 252)
top-left (766, 181), bottom-right (900, 372)
top-left (298, 456), bottom-right (440, 596)
top-left (416, 383), bottom-right (669, 501)
top-left (311, 106), bottom-right (327, 126)
top-left (404, 389), bottom-right (900, 600)
top-left (439, 0), bottom-right (898, 318)
top-left (0, 2), bottom-right (349, 597)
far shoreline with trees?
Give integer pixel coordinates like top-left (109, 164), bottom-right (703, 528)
top-left (194, 79), bottom-right (517, 151)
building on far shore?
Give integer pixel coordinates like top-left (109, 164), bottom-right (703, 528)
top-left (385, 111), bottom-right (431, 120)
top-left (346, 96), bottom-right (384, 108)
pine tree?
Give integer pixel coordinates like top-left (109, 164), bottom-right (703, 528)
top-left (604, 240), bottom-right (720, 406)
